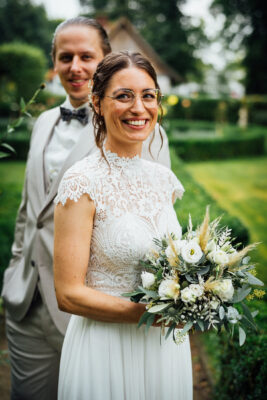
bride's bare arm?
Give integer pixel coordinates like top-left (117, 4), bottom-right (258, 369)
top-left (54, 195), bottom-right (146, 323)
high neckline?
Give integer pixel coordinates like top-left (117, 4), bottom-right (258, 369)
top-left (103, 146), bottom-right (141, 171)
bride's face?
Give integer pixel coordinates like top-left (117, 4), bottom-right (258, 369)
top-left (99, 67), bottom-right (159, 147)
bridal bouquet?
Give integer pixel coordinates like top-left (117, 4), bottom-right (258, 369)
top-left (123, 208), bottom-right (264, 345)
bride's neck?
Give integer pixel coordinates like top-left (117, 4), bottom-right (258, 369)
top-left (104, 138), bottom-right (142, 158)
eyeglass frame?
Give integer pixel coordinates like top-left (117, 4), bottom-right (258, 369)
top-left (104, 88), bottom-right (164, 106)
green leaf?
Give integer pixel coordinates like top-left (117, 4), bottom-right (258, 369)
top-left (20, 97), bottom-right (26, 111)
top-left (219, 306), bottom-right (225, 320)
top-left (1, 142), bottom-right (16, 153)
top-left (197, 320), bottom-right (204, 332)
top-left (0, 151), bottom-right (10, 159)
top-left (137, 311), bottom-right (151, 328)
top-left (145, 314), bottom-right (155, 334)
top-left (165, 323), bottom-right (176, 340)
top-left (251, 310), bottom-right (259, 318)
top-left (148, 303), bottom-right (171, 313)
top-left (232, 287), bottom-right (251, 303)
top-left (121, 291), bottom-right (143, 297)
top-left (7, 125), bottom-right (14, 134)
top-left (240, 302), bottom-right (256, 324)
top-left (137, 286), bottom-right (159, 299)
top-left (245, 272), bottom-right (264, 286)
top-left (181, 321), bottom-right (193, 335)
top-left (242, 256), bottom-right (250, 264)
top-left (13, 117), bottom-right (24, 128)
top-left (239, 326), bottom-right (246, 346)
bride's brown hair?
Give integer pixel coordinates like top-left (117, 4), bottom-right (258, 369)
top-left (92, 51), bottom-right (163, 157)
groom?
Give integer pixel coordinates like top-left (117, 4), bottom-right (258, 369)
top-left (1, 17), bottom-right (171, 400)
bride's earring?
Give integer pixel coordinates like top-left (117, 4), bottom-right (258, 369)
top-left (88, 79), bottom-right (93, 109)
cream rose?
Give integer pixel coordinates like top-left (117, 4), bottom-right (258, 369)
top-left (181, 284), bottom-right (203, 303)
top-left (158, 279), bottom-right (180, 300)
top-left (208, 249), bottom-right (229, 265)
top-left (212, 279), bottom-right (234, 302)
top-left (141, 271), bottom-right (155, 289)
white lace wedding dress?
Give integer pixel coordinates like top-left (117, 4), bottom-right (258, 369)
top-left (55, 148), bottom-right (193, 400)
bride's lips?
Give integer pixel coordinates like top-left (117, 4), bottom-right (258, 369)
top-left (68, 78), bottom-right (88, 88)
top-left (122, 119), bottom-right (149, 130)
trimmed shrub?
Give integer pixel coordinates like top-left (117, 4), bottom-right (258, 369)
top-left (169, 134), bottom-right (265, 161)
top-left (0, 42), bottom-right (47, 111)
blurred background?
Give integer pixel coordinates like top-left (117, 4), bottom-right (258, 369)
top-left (0, 1), bottom-right (266, 399)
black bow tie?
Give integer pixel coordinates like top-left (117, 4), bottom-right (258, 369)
top-left (60, 107), bottom-right (89, 125)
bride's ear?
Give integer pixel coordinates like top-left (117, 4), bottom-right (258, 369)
top-left (92, 95), bottom-right (102, 115)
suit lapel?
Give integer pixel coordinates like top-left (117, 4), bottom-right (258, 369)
top-left (39, 121), bottom-right (96, 217)
top-left (28, 108), bottom-right (60, 214)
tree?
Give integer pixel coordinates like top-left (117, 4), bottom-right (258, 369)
top-left (210, 0), bottom-right (267, 94)
top-left (0, 0), bottom-right (59, 63)
top-left (80, 0), bottom-right (204, 81)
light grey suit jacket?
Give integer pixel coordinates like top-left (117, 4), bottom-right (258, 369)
top-left (1, 104), bottom-right (171, 335)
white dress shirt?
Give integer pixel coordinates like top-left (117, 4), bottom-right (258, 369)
top-left (44, 97), bottom-right (91, 193)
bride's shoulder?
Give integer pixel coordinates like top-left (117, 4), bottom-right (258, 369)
top-left (142, 160), bottom-right (185, 200)
top-left (55, 151), bottom-right (102, 206)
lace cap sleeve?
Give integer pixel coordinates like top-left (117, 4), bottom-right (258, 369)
top-left (168, 170), bottom-right (185, 202)
top-left (54, 160), bottom-right (95, 206)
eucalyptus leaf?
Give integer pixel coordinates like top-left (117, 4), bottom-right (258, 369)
top-left (219, 306), bottom-right (225, 320)
top-left (165, 323), bottom-right (176, 340)
top-left (181, 321), bottom-right (193, 335)
top-left (197, 320), bottom-right (204, 332)
top-left (137, 311), bottom-right (151, 328)
top-left (245, 272), bottom-right (264, 286)
top-left (242, 256), bottom-right (251, 265)
top-left (239, 326), bottom-right (246, 346)
top-left (145, 314), bottom-right (155, 334)
top-left (137, 286), bottom-right (159, 299)
top-left (240, 302), bottom-right (256, 324)
top-left (121, 291), bottom-right (142, 297)
top-left (251, 310), bottom-right (259, 318)
top-left (197, 265), bottom-right (210, 275)
top-left (231, 287), bottom-right (251, 303)
top-left (148, 303), bottom-right (171, 313)
top-left (185, 274), bottom-right (197, 283)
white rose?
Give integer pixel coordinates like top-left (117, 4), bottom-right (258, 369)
top-left (227, 306), bottom-right (241, 324)
top-left (165, 240), bottom-right (186, 267)
top-left (141, 271), bottom-right (155, 289)
top-left (190, 284), bottom-right (204, 298)
top-left (158, 279), bottom-right (180, 300)
top-left (181, 284), bottom-right (204, 303)
top-left (212, 279), bottom-right (234, 302)
top-left (208, 249), bottom-right (229, 265)
top-left (206, 240), bottom-right (217, 253)
top-left (181, 241), bottom-right (203, 264)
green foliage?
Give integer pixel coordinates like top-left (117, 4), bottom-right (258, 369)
top-left (0, 0), bottom-right (56, 62)
top-left (211, 0), bottom-right (267, 94)
top-left (0, 42), bottom-right (47, 102)
top-left (169, 134), bottom-right (265, 161)
top-left (213, 333), bottom-right (267, 400)
top-left (164, 95), bottom-right (267, 125)
top-left (170, 149), bottom-right (249, 245)
top-left (81, 0), bottom-right (204, 80)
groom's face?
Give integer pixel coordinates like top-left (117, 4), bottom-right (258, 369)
top-left (54, 25), bottom-right (105, 108)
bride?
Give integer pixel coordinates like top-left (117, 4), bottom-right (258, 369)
top-left (54, 51), bottom-right (192, 400)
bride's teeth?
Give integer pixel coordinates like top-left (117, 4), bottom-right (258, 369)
top-left (126, 120), bottom-right (146, 126)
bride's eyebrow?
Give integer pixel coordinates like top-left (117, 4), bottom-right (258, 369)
top-left (112, 88), bottom-right (156, 95)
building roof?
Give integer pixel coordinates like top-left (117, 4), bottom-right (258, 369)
top-left (107, 17), bottom-right (183, 83)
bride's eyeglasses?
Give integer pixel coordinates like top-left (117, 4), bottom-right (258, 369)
top-left (105, 89), bottom-right (163, 108)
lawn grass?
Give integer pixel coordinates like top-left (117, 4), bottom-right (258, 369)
top-left (185, 157), bottom-right (267, 283)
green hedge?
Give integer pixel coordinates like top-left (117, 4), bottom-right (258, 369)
top-left (164, 95), bottom-right (267, 126)
top-left (170, 149), bottom-right (249, 245)
top-left (169, 134), bottom-right (265, 161)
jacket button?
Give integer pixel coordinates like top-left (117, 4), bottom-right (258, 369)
top-left (37, 221), bottom-right (43, 229)
top-left (31, 260), bottom-right (35, 267)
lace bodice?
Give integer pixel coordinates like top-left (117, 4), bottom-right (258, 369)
top-left (55, 149), bottom-right (184, 296)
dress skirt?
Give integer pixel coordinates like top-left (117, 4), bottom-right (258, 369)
top-left (58, 315), bottom-right (193, 400)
